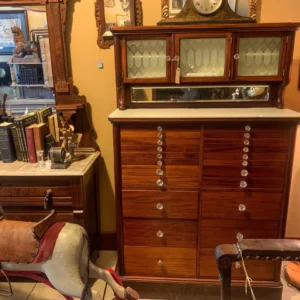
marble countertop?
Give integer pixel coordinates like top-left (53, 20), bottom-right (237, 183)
top-left (0, 152), bottom-right (100, 177)
top-left (109, 108), bottom-right (300, 120)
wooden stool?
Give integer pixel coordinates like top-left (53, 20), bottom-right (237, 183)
top-left (215, 238), bottom-right (300, 300)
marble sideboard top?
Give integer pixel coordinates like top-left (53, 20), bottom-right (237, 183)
top-left (109, 108), bottom-right (300, 121)
top-left (0, 152), bottom-right (100, 177)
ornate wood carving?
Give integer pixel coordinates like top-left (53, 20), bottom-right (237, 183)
top-left (248, 0), bottom-right (258, 20)
top-left (161, 0), bottom-right (169, 19)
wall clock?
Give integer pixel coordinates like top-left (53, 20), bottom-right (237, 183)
top-left (158, 0), bottom-right (255, 25)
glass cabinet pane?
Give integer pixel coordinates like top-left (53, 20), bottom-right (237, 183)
top-left (127, 40), bottom-right (167, 79)
top-left (180, 38), bottom-right (226, 77)
top-left (237, 37), bottom-right (282, 76)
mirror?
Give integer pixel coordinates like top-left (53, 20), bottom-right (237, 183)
top-left (131, 86), bottom-right (270, 103)
top-left (0, 6), bottom-right (54, 116)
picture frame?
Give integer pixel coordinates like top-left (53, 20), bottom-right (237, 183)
top-left (0, 10), bottom-right (29, 55)
top-left (0, 61), bottom-right (12, 86)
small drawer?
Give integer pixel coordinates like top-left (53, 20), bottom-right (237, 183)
top-left (122, 190), bottom-right (199, 219)
top-left (124, 246), bottom-right (197, 277)
top-left (203, 158), bottom-right (287, 167)
top-left (200, 219), bottom-right (279, 248)
top-left (0, 186), bottom-right (71, 197)
top-left (201, 191), bottom-right (282, 220)
top-left (203, 152), bottom-right (288, 161)
top-left (123, 219), bottom-right (197, 247)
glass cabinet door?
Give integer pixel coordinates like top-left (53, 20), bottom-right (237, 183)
top-left (234, 35), bottom-right (286, 80)
top-left (176, 34), bottom-right (232, 82)
top-left (124, 37), bottom-right (171, 83)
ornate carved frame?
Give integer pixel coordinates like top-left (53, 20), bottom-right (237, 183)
top-left (161, 0), bottom-right (259, 20)
top-left (0, 0), bottom-right (98, 149)
top-left (95, 0), bottom-right (142, 49)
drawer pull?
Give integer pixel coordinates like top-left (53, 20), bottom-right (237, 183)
top-left (240, 181), bottom-right (247, 188)
top-left (235, 262), bottom-right (241, 269)
top-left (243, 154), bottom-right (249, 160)
top-left (242, 161), bottom-right (248, 167)
top-left (157, 160), bottom-right (163, 166)
top-left (244, 133), bottom-right (250, 139)
top-left (156, 179), bottom-right (164, 187)
top-left (245, 125), bottom-right (251, 132)
top-left (157, 140), bottom-right (163, 146)
top-left (239, 204), bottom-right (247, 212)
top-left (237, 232), bottom-right (244, 241)
top-left (157, 133), bottom-right (163, 139)
top-left (241, 169), bottom-right (248, 177)
top-left (157, 126), bottom-right (163, 132)
top-left (158, 259), bottom-right (164, 266)
top-left (157, 153), bottom-right (163, 159)
top-left (157, 230), bottom-right (164, 238)
top-left (157, 147), bottom-right (163, 153)
top-left (156, 203), bottom-right (164, 210)
top-left (234, 54), bottom-right (240, 60)
top-left (243, 147), bottom-right (249, 153)
top-left (44, 189), bottom-right (53, 210)
top-left (156, 169), bottom-right (164, 176)
top-left (244, 140), bottom-right (250, 146)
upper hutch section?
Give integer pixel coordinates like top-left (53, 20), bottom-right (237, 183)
top-left (112, 23), bottom-right (300, 109)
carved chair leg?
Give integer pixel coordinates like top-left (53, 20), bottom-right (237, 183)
top-left (218, 258), bottom-right (233, 300)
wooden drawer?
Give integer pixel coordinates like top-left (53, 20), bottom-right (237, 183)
top-left (203, 166), bottom-right (285, 178)
top-left (204, 152), bottom-right (288, 161)
top-left (122, 165), bottom-right (199, 177)
top-left (201, 192), bottom-right (282, 220)
top-left (199, 251), bottom-right (276, 281)
top-left (202, 177), bottom-right (284, 191)
top-left (121, 152), bottom-right (199, 165)
top-left (203, 158), bottom-right (287, 166)
top-left (122, 176), bottom-right (199, 189)
top-left (122, 190), bottom-right (199, 219)
top-left (0, 186), bottom-right (71, 197)
top-left (124, 246), bottom-right (197, 277)
top-left (200, 220), bottom-right (279, 248)
top-left (123, 219), bottom-right (197, 247)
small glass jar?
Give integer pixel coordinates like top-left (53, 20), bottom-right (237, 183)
top-left (36, 150), bottom-right (46, 169)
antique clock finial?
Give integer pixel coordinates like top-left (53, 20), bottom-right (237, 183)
top-left (158, 0), bottom-right (256, 25)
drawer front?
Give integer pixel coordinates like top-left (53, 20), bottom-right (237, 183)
top-left (201, 192), bottom-right (282, 220)
top-left (122, 175), bottom-right (199, 189)
top-left (203, 159), bottom-right (287, 166)
top-left (199, 251), bottom-right (276, 280)
top-left (122, 190), bottom-right (199, 219)
top-left (4, 212), bottom-right (75, 223)
top-left (122, 165), bottom-right (199, 177)
top-left (200, 219), bottom-right (279, 248)
top-left (124, 246), bottom-right (197, 277)
top-left (203, 152), bottom-right (288, 161)
top-left (123, 219), bottom-right (197, 247)
top-left (0, 186), bottom-right (71, 197)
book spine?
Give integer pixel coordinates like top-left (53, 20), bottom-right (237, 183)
top-left (20, 114), bottom-right (37, 162)
top-left (20, 125), bottom-right (29, 162)
top-left (15, 120), bottom-right (26, 161)
top-left (25, 127), bottom-right (37, 163)
top-left (10, 126), bottom-right (23, 161)
top-left (0, 126), bottom-right (16, 163)
top-left (54, 114), bottom-right (59, 142)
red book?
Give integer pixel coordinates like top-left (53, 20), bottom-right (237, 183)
top-left (25, 124), bottom-right (37, 163)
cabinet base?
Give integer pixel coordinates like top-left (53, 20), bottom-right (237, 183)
top-left (123, 280), bottom-right (283, 300)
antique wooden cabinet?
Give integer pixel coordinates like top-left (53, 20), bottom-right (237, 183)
top-left (109, 23), bottom-right (300, 294)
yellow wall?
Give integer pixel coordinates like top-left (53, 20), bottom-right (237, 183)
top-left (70, 0), bottom-right (300, 236)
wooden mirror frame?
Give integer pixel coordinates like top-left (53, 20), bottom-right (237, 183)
top-left (95, 0), bottom-right (142, 49)
top-left (0, 0), bottom-right (98, 149)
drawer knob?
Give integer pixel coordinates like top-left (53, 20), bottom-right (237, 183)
top-left (157, 160), bottom-right (163, 166)
top-left (156, 179), bottom-right (164, 187)
top-left (158, 259), bottom-right (163, 266)
top-left (242, 161), bottom-right (248, 167)
top-left (240, 181), bottom-right (247, 188)
top-left (243, 154), bottom-right (249, 160)
top-left (244, 133), bottom-right (250, 139)
top-left (157, 147), bottom-right (163, 153)
top-left (157, 230), bottom-right (164, 238)
top-left (44, 189), bottom-right (53, 210)
top-left (241, 169), bottom-right (248, 177)
top-left (245, 125), bottom-right (251, 132)
top-left (156, 169), bottom-right (164, 176)
top-left (234, 54), bottom-right (240, 60)
top-left (244, 140), bottom-right (250, 146)
top-left (157, 126), bottom-right (163, 132)
top-left (243, 147), bottom-right (249, 153)
top-left (157, 133), bottom-right (163, 139)
top-left (156, 203), bottom-right (164, 210)
top-left (235, 262), bottom-right (241, 269)
top-left (237, 233), bottom-right (244, 241)
top-left (157, 140), bottom-right (163, 146)
top-left (239, 204), bottom-right (247, 212)
top-left (157, 153), bottom-right (163, 159)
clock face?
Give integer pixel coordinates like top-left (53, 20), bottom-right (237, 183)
top-left (192, 0), bottom-right (223, 15)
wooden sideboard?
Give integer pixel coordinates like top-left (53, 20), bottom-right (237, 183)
top-left (109, 108), bottom-right (300, 286)
top-left (0, 152), bottom-right (100, 247)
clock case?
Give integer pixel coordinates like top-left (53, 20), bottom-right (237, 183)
top-left (157, 0), bottom-right (256, 25)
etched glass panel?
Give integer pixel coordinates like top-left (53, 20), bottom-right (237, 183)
top-left (238, 37), bottom-right (282, 76)
top-left (127, 40), bottom-right (167, 78)
top-left (180, 38), bottom-right (226, 77)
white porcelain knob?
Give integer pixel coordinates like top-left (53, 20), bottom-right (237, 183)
top-left (241, 169), bottom-right (248, 177)
top-left (240, 181), bottom-right (247, 188)
top-left (157, 140), bottom-right (163, 146)
top-left (244, 133), bottom-right (250, 139)
top-left (157, 153), bottom-right (162, 159)
top-left (235, 262), bottom-right (242, 269)
top-left (243, 147), bottom-right (249, 153)
top-left (244, 140), bottom-right (250, 146)
top-left (158, 259), bottom-right (163, 266)
top-left (239, 204), bottom-right (246, 211)
top-left (237, 232), bottom-right (244, 241)
top-left (245, 125), bottom-right (251, 132)
top-left (157, 160), bottom-right (163, 166)
top-left (156, 169), bottom-right (164, 176)
top-left (157, 133), bottom-right (163, 139)
top-left (242, 161), bottom-right (248, 167)
top-left (234, 54), bottom-right (240, 60)
top-left (157, 147), bottom-right (163, 153)
top-left (157, 179), bottom-right (164, 187)
top-left (157, 126), bottom-right (163, 132)
top-left (243, 154), bottom-right (249, 160)
top-left (157, 230), bottom-right (164, 238)
top-left (156, 203), bottom-right (164, 210)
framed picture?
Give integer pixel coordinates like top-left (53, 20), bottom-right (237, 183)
top-left (169, 0), bottom-right (186, 16)
top-left (0, 10), bottom-right (29, 55)
top-left (0, 62), bottom-right (12, 86)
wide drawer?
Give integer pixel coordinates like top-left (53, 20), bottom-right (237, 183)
top-left (199, 251), bottom-right (276, 281)
top-left (122, 165), bottom-right (199, 177)
top-left (204, 152), bottom-right (288, 161)
top-left (122, 176), bottom-right (199, 189)
top-left (201, 192), bottom-right (282, 220)
top-left (122, 190), bottom-right (199, 219)
top-left (124, 246), bottom-right (197, 277)
top-left (203, 158), bottom-right (287, 166)
top-left (200, 219), bottom-right (279, 248)
top-left (0, 186), bottom-right (71, 197)
top-left (123, 219), bottom-right (197, 247)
